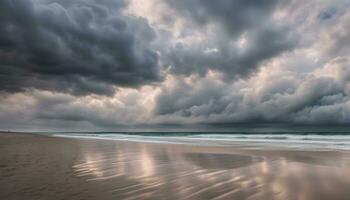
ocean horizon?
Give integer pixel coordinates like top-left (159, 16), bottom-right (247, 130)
top-left (35, 125), bottom-right (350, 151)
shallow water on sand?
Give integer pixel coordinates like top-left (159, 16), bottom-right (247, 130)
top-left (1, 133), bottom-right (350, 200)
top-left (73, 140), bottom-right (350, 200)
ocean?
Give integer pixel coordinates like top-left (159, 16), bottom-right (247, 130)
top-left (45, 126), bottom-right (350, 151)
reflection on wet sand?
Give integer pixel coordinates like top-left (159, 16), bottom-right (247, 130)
top-left (185, 153), bottom-right (260, 169)
top-left (73, 141), bottom-right (350, 200)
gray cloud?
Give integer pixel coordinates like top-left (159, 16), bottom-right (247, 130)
top-left (154, 57), bottom-right (350, 125)
top-left (0, 88), bottom-right (150, 131)
top-left (0, 57), bottom-right (349, 131)
top-left (0, 0), bottom-right (161, 96)
top-left (166, 0), bottom-right (279, 37)
top-left (0, 0), bottom-right (350, 130)
top-left (160, 0), bottom-right (295, 79)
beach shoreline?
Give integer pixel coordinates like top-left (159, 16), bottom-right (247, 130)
top-left (1, 132), bottom-right (350, 200)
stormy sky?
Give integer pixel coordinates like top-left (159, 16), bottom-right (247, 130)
top-left (0, 0), bottom-right (350, 131)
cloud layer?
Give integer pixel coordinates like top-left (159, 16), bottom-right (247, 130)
top-left (155, 57), bottom-right (350, 124)
top-left (0, 0), bottom-right (160, 96)
top-left (0, 0), bottom-right (349, 130)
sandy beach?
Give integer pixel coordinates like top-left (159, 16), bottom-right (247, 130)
top-left (1, 132), bottom-right (350, 200)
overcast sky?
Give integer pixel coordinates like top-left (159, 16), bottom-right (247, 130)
top-left (1, 0), bottom-right (350, 131)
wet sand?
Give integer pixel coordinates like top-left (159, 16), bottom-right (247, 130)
top-left (1, 132), bottom-right (350, 200)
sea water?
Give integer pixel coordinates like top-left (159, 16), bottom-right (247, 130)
top-left (49, 129), bottom-right (350, 151)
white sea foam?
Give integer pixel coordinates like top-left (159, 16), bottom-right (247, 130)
top-left (52, 133), bottom-right (350, 151)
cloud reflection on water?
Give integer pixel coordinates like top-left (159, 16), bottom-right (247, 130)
top-left (73, 141), bottom-right (350, 200)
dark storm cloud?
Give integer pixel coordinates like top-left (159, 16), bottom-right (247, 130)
top-left (1, 0), bottom-right (350, 130)
top-left (161, 0), bottom-right (295, 79)
top-left (155, 77), bottom-right (229, 117)
top-left (0, 0), bottom-right (161, 96)
top-left (166, 0), bottom-right (279, 37)
top-left (154, 57), bottom-right (350, 124)
top-left (318, 7), bottom-right (337, 20)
